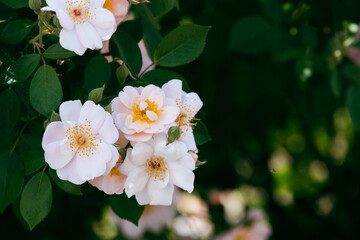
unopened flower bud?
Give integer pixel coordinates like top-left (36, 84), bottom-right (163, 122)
top-left (29, 0), bottom-right (42, 11)
top-left (88, 85), bottom-right (105, 104)
top-left (104, 102), bottom-right (112, 113)
top-left (167, 125), bottom-right (181, 144)
top-left (128, 0), bottom-right (150, 5)
top-left (53, 16), bottom-right (61, 29)
top-left (116, 63), bottom-right (129, 85)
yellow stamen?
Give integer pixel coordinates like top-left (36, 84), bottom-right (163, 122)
top-left (132, 99), bottom-right (163, 123)
top-left (146, 157), bottom-right (167, 181)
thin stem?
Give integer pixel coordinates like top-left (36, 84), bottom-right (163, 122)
top-left (11, 122), bottom-right (29, 152)
top-left (137, 62), bottom-right (155, 80)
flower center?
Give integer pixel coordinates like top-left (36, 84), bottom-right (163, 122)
top-left (132, 99), bottom-right (163, 123)
top-left (146, 156), bottom-right (167, 181)
top-left (66, 119), bottom-right (101, 156)
top-left (66, 0), bottom-right (94, 24)
top-left (103, 0), bottom-right (114, 11)
top-left (176, 110), bottom-right (198, 132)
top-left (110, 167), bottom-right (120, 176)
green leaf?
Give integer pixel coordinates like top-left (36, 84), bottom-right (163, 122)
top-left (148, 0), bottom-right (177, 17)
top-left (193, 121), bottom-right (211, 145)
top-left (117, 19), bottom-right (143, 43)
top-left (0, 19), bottom-right (34, 44)
top-left (110, 194), bottom-right (144, 226)
top-left (6, 54), bottom-right (40, 84)
top-left (112, 30), bottom-right (142, 76)
top-left (258, 0), bottom-right (282, 24)
top-left (125, 81), bottom-right (150, 88)
top-left (49, 168), bottom-right (82, 196)
top-left (347, 86), bottom-right (360, 130)
top-left (168, 125), bottom-right (181, 144)
top-left (153, 24), bottom-right (211, 67)
top-left (0, 0), bottom-right (28, 8)
top-left (43, 43), bottom-right (76, 59)
top-left (20, 172), bottom-right (52, 230)
top-left (229, 16), bottom-right (271, 55)
top-left (30, 65), bottom-right (63, 117)
top-left (330, 73), bottom-right (341, 98)
top-left (21, 151), bottom-right (45, 176)
top-left (0, 151), bottom-right (24, 212)
top-left (0, 88), bottom-right (20, 136)
top-left (141, 69), bottom-right (190, 92)
top-left (84, 55), bottom-right (111, 93)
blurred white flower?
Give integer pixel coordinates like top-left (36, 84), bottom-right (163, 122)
top-left (89, 163), bottom-right (126, 194)
top-left (120, 134), bottom-right (195, 205)
top-left (41, 0), bottom-right (116, 55)
top-left (162, 80), bottom-right (203, 151)
top-left (214, 209), bottom-right (272, 240)
top-left (42, 100), bottom-right (119, 184)
top-left (112, 85), bottom-right (179, 142)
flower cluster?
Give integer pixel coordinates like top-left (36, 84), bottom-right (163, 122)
top-left (42, 80), bottom-right (203, 205)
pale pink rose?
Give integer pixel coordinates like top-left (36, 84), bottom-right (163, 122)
top-left (103, 0), bottom-right (130, 25)
top-left (115, 129), bottom-right (129, 148)
top-left (162, 80), bottom-right (203, 152)
top-left (89, 163), bottom-right (126, 195)
top-left (112, 85), bottom-right (180, 142)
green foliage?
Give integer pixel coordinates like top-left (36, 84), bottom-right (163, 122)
top-left (84, 55), bottom-right (110, 93)
top-left (30, 65), bottom-right (63, 117)
top-left (0, 89), bottom-right (20, 136)
top-left (43, 43), bottom-right (76, 59)
top-left (168, 125), bottom-right (181, 144)
top-left (48, 168), bottom-right (82, 196)
top-left (154, 24), bottom-right (211, 67)
top-left (21, 151), bottom-right (45, 176)
top-left (148, 0), bottom-right (177, 17)
top-left (0, 152), bottom-right (24, 212)
top-left (0, 20), bottom-right (34, 44)
top-left (141, 69), bottom-right (190, 92)
top-left (229, 16), bottom-right (271, 55)
top-left (193, 121), bottom-right (211, 145)
top-left (0, 0), bottom-right (28, 8)
top-left (20, 172), bottom-right (52, 230)
top-left (346, 86), bottom-right (360, 130)
top-left (110, 194), bottom-right (145, 226)
top-left (6, 54), bottom-right (40, 84)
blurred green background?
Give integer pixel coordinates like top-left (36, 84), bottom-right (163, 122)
top-left (2, 0), bottom-right (360, 239)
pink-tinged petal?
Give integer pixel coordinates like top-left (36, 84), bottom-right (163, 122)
top-left (147, 180), bottom-right (174, 206)
top-left (141, 85), bottom-right (165, 107)
top-left (89, 164), bottom-right (126, 195)
top-left (125, 132), bottom-right (152, 142)
top-left (78, 101), bottom-right (106, 133)
top-left (177, 153), bottom-right (195, 171)
top-left (119, 86), bottom-right (139, 109)
top-left (146, 111), bottom-right (158, 121)
top-left (124, 166), bottom-right (149, 197)
top-left (140, 101), bottom-right (148, 111)
top-left (88, 0), bottom-right (105, 8)
top-left (42, 122), bottom-right (66, 149)
top-left (112, 0), bottom-right (130, 24)
top-left (116, 130), bottom-right (129, 148)
top-left (59, 100), bottom-right (82, 123)
top-left (74, 142), bottom-right (112, 181)
top-left (97, 112), bottom-right (119, 144)
top-left (57, 159), bottom-right (84, 184)
top-left (75, 21), bottom-right (102, 50)
top-left (162, 79), bottom-right (183, 104)
top-left (60, 28), bottom-right (87, 55)
top-left (155, 141), bottom-right (188, 162)
top-left (104, 145), bottom-right (119, 175)
top-left (157, 105), bottom-right (180, 124)
top-left (119, 154), bottom-right (137, 176)
top-left (130, 142), bottom-right (153, 165)
top-left (179, 128), bottom-right (197, 152)
top-left (41, 6), bottom-right (55, 11)
top-left (45, 0), bottom-right (66, 10)
top-left (44, 139), bottom-right (75, 169)
top-left (89, 7), bottom-right (116, 31)
top-left (144, 122), bottom-right (167, 134)
top-left (135, 188), bottom-right (151, 205)
top-left (182, 92), bottom-right (203, 119)
top-left (167, 162), bottom-right (194, 193)
top-left (112, 98), bottom-right (132, 117)
top-left (115, 114), bottom-right (135, 134)
top-left (95, 26), bottom-right (115, 41)
top-left (57, 9), bottom-right (75, 30)
top-left (139, 40), bottom-right (155, 73)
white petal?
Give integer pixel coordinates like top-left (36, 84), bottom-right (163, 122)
top-left (60, 28), bottom-right (87, 55)
top-left (135, 188), bottom-right (151, 205)
top-left (97, 112), bottom-right (119, 144)
top-left (124, 166), bottom-right (149, 197)
top-left (45, 0), bottom-right (66, 10)
top-left (57, 9), bottom-right (75, 30)
top-left (146, 110), bottom-right (158, 121)
top-left (119, 151), bottom-right (138, 175)
top-left (59, 100), bottom-right (82, 123)
top-left (177, 153), bottom-right (195, 171)
top-left (139, 101), bottom-right (148, 111)
top-left (182, 92), bottom-right (203, 119)
top-left (179, 128), bottom-right (197, 152)
top-left (168, 162), bottom-right (194, 193)
top-left (78, 101), bottom-right (106, 133)
top-left (75, 21), bottom-right (102, 50)
top-left (41, 6), bottom-right (55, 11)
top-left (88, 0), bottom-right (105, 8)
top-left (147, 180), bottom-right (174, 206)
top-left (157, 105), bottom-right (179, 124)
top-left (115, 113), bottom-right (136, 134)
top-left (141, 85), bottom-right (165, 107)
top-left (89, 7), bottom-right (116, 31)
top-left (57, 158), bottom-right (84, 184)
top-left (124, 132), bottom-right (152, 142)
top-left (130, 142), bottom-right (153, 165)
top-left (155, 141), bottom-right (188, 162)
top-left (162, 79), bottom-right (183, 104)
top-left (42, 122), bottom-right (66, 149)
top-left (44, 139), bottom-right (75, 169)
top-left (104, 145), bottom-right (119, 175)
top-left (119, 86), bottom-right (139, 109)
top-left (96, 26), bottom-right (115, 41)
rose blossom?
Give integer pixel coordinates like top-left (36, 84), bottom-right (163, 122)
top-left (89, 163), bottom-right (126, 194)
top-left (41, 0), bottom-right (116, 55)
top-left (162, 80), bottom-right (203, 151)
top-left (42, 100), bottom-right (119, 184)
top-left (120, 134), bottom-right (195, 206)
top-left (102, 0), bottom-right (129, 25)
top-left (112, 84), bottom-right (180, 142)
